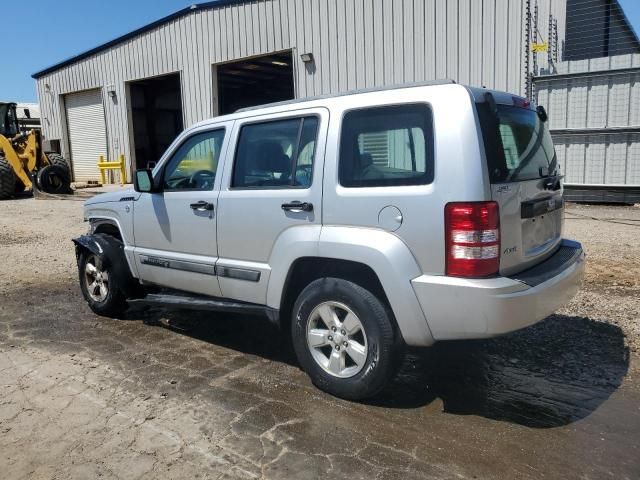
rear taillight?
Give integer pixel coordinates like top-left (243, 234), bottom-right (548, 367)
top-left (445, 202), bottom-right (500, 278)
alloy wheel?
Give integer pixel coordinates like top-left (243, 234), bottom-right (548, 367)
top-left (306, 301), bottom-right (368, 378)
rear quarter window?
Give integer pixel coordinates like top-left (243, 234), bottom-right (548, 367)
top-left (339, 104), bottom-right (434, 187)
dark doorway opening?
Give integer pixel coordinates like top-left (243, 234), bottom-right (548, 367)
top-left (217, 51), bottom-right (295, 115)
top-left (129, 73), bottom-right (183, 169)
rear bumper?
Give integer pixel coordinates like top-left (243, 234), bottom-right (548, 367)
top-left (411, 239), bottom-right (585, 340)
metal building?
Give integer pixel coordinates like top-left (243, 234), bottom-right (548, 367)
top-left (31, 0), bottom-right (636, 185)
top-left (535, 53), bottom-right (640, 202)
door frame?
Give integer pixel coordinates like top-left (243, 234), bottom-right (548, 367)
top-left (131, 119), bottom-right (235, 297)
top-left (214, 106), bottom-right (329, 304)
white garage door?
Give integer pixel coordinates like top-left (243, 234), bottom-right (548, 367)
top-left (65, 89), bottom-right (107, 181)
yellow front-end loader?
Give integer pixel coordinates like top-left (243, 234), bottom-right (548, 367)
top-left (0, 101), bottom-right (72, 199)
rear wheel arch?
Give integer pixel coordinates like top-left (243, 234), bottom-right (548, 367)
top-left (278, 257), bottom-right (398, 333)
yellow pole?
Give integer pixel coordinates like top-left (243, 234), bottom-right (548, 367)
top-left (99, 155), bottom-right (106, 185)
top-left (119, 154), bottom-right (127, 185)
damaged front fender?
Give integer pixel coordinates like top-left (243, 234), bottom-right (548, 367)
top-left (72, 234), bottom-right (143, 299)
top-left (72, 234), bottom-right (105, 259)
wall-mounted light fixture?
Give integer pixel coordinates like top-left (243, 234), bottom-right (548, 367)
top-left (300, 53), bottom-right (314, 63)
top-left (45, 84), bottom-right (51, 93)
top-left (106, 84), bottom-right (116, 98)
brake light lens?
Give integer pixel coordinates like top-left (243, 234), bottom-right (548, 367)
top-left (445, 202), bottom-right (500, 277)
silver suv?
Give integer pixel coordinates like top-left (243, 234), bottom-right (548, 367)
top-left (74, 81), bottom-right (585, 400)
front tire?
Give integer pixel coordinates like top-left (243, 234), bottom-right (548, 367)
top-left (292, 278), bottom-right (401, 400)
top-left (78, 237), bottom-right (128, 317)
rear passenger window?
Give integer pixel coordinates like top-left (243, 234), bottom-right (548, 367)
top-left (339, 104), bottom-right (434, 187)
top-left (232, 117), bottom-right (319, 188)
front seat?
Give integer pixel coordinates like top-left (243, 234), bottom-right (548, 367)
top-left (254, 141), bottom-right (291, 185)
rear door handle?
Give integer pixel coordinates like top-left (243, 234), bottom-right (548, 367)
top-left (190, 201), bottom-right (214, 211)
top-left (281, 201), bottom-right (313, 212)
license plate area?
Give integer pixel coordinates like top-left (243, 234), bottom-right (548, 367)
top-left (522, 210), bottom-right (562, 256)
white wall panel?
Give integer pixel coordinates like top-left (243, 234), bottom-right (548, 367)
top-left (535, 54), bottom-right (640, 186)
top-left (628, 138), bottom-right (640, 184)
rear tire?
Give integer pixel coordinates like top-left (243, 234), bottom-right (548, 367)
top-left (292, 277), bottom-right (401, 400)
top-left (0, 155), bottom-right (16, 200)
top-left (37, 164), bottom-right (72, 194)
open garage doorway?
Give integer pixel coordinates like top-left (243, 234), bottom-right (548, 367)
top-left (129, 73), bottom-right (183, 169)
top-left (216, 51), bottom-right (294, 115)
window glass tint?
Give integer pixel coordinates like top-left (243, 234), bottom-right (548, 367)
top-left (478, 103), bottom-right (556, 183)
top-left (339, 104), bottom-right (433, 187)
top-left (232, 116), bottom-right (319, 188)
top-left (163, 129), bottom-right (225, 190)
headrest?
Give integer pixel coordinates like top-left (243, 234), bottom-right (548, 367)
top-left (250, 141), bottom-right (291, 174)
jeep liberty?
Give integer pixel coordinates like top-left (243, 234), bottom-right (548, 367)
top-left (74, 81), bottom-right (585, 400)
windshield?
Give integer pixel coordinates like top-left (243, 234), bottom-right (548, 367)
top-left (478, 103), bottom-right (557, 183)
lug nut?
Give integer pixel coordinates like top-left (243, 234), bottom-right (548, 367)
top-left (331, 326), bottom-right (337, 332)
top-left (343, 341), bottom-right (348, 347)
top-left (328, 335), bottom-right (333, 341)
top-left (335, 345), bottom-right (340, 351)
top-left (341, 330), bottom-right (346, 335)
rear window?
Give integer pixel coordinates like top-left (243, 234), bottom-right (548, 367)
top-left (339, 104), bottom-right (434, 187)
top-left (477, 103), bottom-right (556, 183)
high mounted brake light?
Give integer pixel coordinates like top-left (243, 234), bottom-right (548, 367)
top-left (512, 96), bottom-right (531, 108)
top-left (445, 202), bottom-right (500, 277)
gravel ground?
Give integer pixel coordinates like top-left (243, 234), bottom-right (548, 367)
top-left (560, 203), bottom-right (640, 350)
top-left (0, 196), bottom-right (639, 479)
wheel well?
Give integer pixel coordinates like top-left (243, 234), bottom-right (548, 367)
top-left (279, 257), bottom-right (394, 327)
top-left (93, 222), bottom-right (122, 241)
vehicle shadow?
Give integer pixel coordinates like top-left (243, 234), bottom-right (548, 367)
top-left (128, 306), bottom-right (299, 366)
top-left (128, 307), bottom-right (629, 429)
top-left (371, 314), bottom-right (630, 428)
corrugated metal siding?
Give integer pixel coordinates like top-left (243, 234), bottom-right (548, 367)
top-left (535, 53), bottom-right (640, 187)
top-left (553, 133), bottom-right (640, 185)
top-left (64, 89), bottom-right (108, 181)
top-left (36, 0), bottom-right (557, 176)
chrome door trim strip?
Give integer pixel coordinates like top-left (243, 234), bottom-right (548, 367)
top-left (217, 266), bottom-right (261, 282)
top-left (139, 255), bottom-right (217, 276)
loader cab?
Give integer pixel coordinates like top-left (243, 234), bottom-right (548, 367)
top-left (0, 102), bottom-right (19, 138)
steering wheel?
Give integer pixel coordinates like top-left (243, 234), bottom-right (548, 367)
top-left (189, 170), bottom-right (215, 189)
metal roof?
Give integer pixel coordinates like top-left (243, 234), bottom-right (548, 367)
top-left (32, 0), bottom-right (249, 79)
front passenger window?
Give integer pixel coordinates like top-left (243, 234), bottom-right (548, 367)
top-left (163, 129), bottom-right (225, 191)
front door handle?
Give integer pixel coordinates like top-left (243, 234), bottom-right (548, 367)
top-left (281, 201), bottom-right (313, 212)
top-left (190, 201), bottom-right (214, 211)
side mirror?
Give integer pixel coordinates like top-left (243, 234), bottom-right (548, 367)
top-left (536, 105), bottom-right (548, 122)
top-left (134, 169), bottom-right (155, 193)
